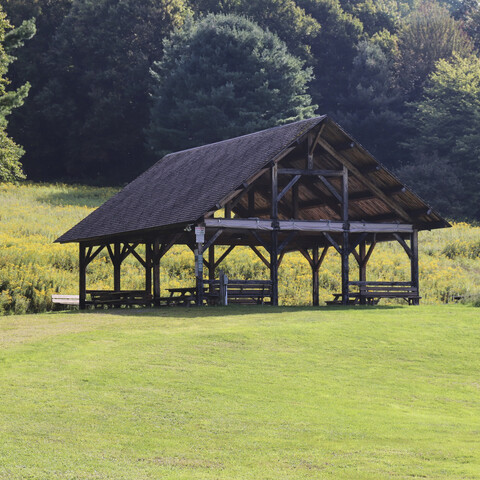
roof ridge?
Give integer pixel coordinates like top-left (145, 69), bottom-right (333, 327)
top-left (163, 116), bottom-right (326, 159)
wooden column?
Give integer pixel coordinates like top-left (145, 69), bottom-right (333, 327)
top-left (113, 242), bottom-right (121, 291)
top-left (208, 246), bottom-right (215, 280)
top-left (271, 163), bottom-right (279, 306)
top-left (195, 240), bottom-right (204, 306)
top-left (411, 230), bottom-right (419, 305)
top-left (358, 240), bottom-right (366, 305)
top-left (79, 243), bottom-right (87, 310)
top-left (145, 242), bottom-right (152, 296)
top-left (341, 166), bottom-right (350, 305)
top-left (312, 246), bottom-right (319, 306)
top-left (153, 238), bottom-right (161, 306)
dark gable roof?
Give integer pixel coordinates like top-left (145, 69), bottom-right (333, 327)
top-left (56, 117), bottom-right (325, 243)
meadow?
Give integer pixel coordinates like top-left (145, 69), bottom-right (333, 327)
top-left (0, 305), bottom-right (479, 479)
top-left (0, 182), bottom-right (480, 314)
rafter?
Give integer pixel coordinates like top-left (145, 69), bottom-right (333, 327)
top-left (317, 137), bottom-right (412, 222)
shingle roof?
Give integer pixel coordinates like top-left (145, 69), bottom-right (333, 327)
top-left (56, 115), bottom-right (448, 244)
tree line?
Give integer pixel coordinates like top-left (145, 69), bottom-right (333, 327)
top-left (1, 0), bottom-right (480, 219)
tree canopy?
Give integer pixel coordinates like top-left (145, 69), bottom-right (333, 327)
top-left (400, 54), bottom-right (480, 218)
top-left (147, 13), bottom-right (316, 157)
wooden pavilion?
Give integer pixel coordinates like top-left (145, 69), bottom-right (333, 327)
top-left (56, 116), bottom-right (449, 307)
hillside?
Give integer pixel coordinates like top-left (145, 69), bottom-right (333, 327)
top-left (0, 183), bottom-right (479, 314)
top-left (0, 305), bottom-right (479, 479)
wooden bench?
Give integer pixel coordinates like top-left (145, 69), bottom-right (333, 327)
top-left (206, 280), bottom-right (272, 305)
top-left (86, 290), bottom-right (153, 308)
top-left (52, 294), bottom-right (79, 306)
top-left (328, 282), bottom-right (421, 305)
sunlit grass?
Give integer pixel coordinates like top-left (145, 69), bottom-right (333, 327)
top-left (0, 305), bottom-right (479, 479)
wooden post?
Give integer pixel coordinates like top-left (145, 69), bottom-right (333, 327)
top-left (292, 182), bottom-right (299, 219)
top-left (312, 246), bottom-right (319, 306)
top-left (195, 241), bottom-right (204, 306)
top-left (79, 243), bottom-right (87, 310)
top-left (153, 238), bottom-right (160, 306)
top-left (411, 230), bottom-right (419, 305)
top-left (219, 270), bottom-right (228, 306)
top-left (208, 246), bottom-right (215, 280)
top-left (341, 165), bottom-right (349, 305)
top-left (359, 240), bottom-right (366, 305)
top-left (271, 163), bottom-right (279, 306)
top-left (145, 242), bottom-right (152, 296)
top-left (113, 242), bottom-right (121, 291)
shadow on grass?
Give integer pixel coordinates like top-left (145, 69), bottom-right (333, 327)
top-left (58, 304), bottom-right (406, 318)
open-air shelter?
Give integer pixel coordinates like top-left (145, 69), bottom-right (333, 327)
top-left (56, 116), bottom-right (450, 307)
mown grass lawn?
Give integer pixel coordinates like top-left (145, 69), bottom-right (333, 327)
top-left (0, 305), bottom-right (479, 479)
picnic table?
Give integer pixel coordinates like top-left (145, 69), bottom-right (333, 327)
top-left (165, 287), bottom-right (197, 306)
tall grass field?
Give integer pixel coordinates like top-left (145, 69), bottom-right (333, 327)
top-left (0, 182), bottom-right (480, 314)
top-left (0, 306), bottom-right (479, 479)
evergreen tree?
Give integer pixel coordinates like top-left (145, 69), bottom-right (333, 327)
top-left (0, 4), bottom-right (34, 182)
top-left (297, 0), bottom-right (363, 112)
top-left (147, 14), bottom-right (316, 157)
top-left (189, 0), bottom-right (321, 59)
top-left (335, 37), bottom-right (404, 166)
top-left (32, 0), bottom-right (190, 183)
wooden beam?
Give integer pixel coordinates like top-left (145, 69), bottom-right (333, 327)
top-left (251, 231), bottom-right (271, 253)
top-left (292, 182), bottom-right (299, 219)
top-left (271, 228), bottom-right (279, 305)
top-left (299, 248), bottom-right (314, 268)
top-left (309, 123), bottom-right (325, 157)
top-left (145, 242), bottom-right (152, 296)
top-left (363, 240), bottom-right (376, 267)
top-left (205, 218), bottom-right (412, 233)
top-left (349, 232), bottom-right (368, 255)
top-left (341, 230), bottom-right (349, 305)
top-left (411, 230), bottom-right (419, 305)
top-left (85, 244), bottom-right (105, 266)
top-left (278, 168), bottom-right (343, 177)
top-left (317, 137), bottom-right (412, 222)
top-left (250, 245), bottom-right (271, 269)
top-left (153, 238), bottom-right (160, 306)
top-left (203, 229), bottom-right (223, 251)
top-left (277, 175), bottom-right (301, 202)
top-left (317, 175), bottom-right (343, 204)
top-left (158, 232), bottom-right (183, 261)
top-left (214, 245), bottom-right (235, 268)
top-left (323, 232), bottom-right (341, 254)
top-left (393, 233), bottom-right (412, 258)
top-left (342, 166), bottom-right (348, 222)
top-left (312, 246), bottom-right (319, 306)
top-left (113, 243), bottom-right (121, 291)
top-left (337, 141), bottom-right (355, 151)
top-left (278, 231), bottom-right (297, 254)
top-left (79, 243), bottom-right (87, 310)
top-left (350, 186), bottom-right (406, 202)
top-left (208, 246), bottom-right (215, 280)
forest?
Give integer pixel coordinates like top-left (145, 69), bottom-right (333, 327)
top-left (1, 0), bottom-right (480, 220)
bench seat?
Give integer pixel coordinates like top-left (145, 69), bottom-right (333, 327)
top-left (328, 282), bottom-right (421, 305)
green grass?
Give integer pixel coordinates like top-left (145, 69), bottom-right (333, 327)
top-left (1, 305), bottom-right (479, 479)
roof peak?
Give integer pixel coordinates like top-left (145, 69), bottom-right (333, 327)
top-left (163, 115), bottom-right (327, 159)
